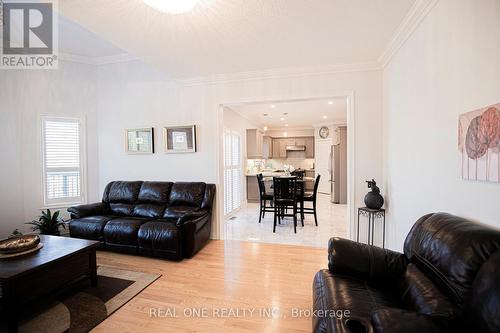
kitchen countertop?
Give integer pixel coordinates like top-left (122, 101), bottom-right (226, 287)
top-left (246, 169), bottom-right (315, 177)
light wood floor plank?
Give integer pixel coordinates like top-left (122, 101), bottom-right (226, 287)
top-left (92, 240), bottom-right (326, 332)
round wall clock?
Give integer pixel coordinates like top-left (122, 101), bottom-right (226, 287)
top-left (319, 126), bottom-right (329, 139)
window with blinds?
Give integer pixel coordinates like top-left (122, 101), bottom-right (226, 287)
top-left (223, 129), bottom-right (242, 216)
top-left (42, 117), bottom-right (85, 206)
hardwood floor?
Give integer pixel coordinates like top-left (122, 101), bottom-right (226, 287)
top-left (93, 240), bottom-right (327, 332)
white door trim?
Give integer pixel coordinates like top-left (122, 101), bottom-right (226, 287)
top-left (215, 91), bottom-right (356, 242)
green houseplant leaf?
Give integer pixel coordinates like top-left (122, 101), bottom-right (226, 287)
top-left (26, 209), bottom-right (66, 236)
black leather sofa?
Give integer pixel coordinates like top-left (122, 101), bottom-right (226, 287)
top-left (67, 181), bottom-right (215, 260)
top-left (313, 212), bottom-right (500, 333)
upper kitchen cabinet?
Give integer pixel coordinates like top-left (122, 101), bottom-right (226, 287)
top-left (247, 129), bottom-right (264, 158)
top-left (263, 136), bottom-right (273, 159)
top-left (304, 137), bottom-right (315, 158)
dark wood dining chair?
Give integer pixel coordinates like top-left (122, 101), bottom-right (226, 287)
top-left (302, 174), bottom-right (321, 226)
top-left (272, 176), bottom-right (299, 233)
top-left (257, 174), bottom-right (274, 223)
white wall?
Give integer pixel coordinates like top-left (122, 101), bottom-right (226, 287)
top-left (383, 0), bottom-right (500, 251)
top-left (96, 61), bottom-right (383, 239)
top-left (0, 61), bottom-right (100, 237)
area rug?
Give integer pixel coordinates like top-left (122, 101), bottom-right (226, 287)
top-left (17, 266), bottom-right (161, 333)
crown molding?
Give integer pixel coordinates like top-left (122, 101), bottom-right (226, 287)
top-left (175, 61), bottom-right (381, 87)
top-left (58, 52), bottom-right (137, 66)
top-left (378, 0), bottom-right (440, 68)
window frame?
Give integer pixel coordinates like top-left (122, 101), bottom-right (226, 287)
top-left (41, 115), bottom-right (87, 208)
top-left (223, 128), bottom-right (243, 217)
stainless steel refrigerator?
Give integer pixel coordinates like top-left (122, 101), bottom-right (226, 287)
top-left (330, 126), bottom-right (347, 204)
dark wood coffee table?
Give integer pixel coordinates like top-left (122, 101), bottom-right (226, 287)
top-left (0, 235), bottom-right (100, 332)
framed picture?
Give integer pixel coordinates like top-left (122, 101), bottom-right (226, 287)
top-left (125, 128), bottom-right (154, 154)
top-left (458, 103), bottom-right (500, 183)
top-left (163, 125), bottom-right (197, 153)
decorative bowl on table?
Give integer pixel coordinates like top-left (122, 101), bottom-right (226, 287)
top-left (0, 235), bottom-right (41, 254)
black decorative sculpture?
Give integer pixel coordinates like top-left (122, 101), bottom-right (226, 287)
top-left (364, 179), bottom-right (384, 209)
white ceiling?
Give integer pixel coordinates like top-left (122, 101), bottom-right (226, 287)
top-left (59, 16), bottom-right (126, 58)
top-left (230, 98), bottom-right (347, 129)
top-left (59, 0), bottom-right (415, 78)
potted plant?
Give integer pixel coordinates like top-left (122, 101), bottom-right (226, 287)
top-left (26, 209), bottom-right (66, 236)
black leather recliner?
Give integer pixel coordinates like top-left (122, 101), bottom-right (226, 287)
top-left (313, 212), bottom-right (500, 333)
top-left (67, 181), bottom-right (216, 260)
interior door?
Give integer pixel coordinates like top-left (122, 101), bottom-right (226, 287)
top-left (315, 140), bottom-right (332, 194)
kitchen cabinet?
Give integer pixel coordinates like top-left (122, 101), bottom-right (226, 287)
top-left (305, 170), bottom-right (315, 191)
top-left (246, 176), bottom-right (260, 202)
top-left (247, 129), bottom-right (264, 159)
top-left (305, 137), bottom-right (315, 158)
top-left (263, 136), bottom-right (273, 159)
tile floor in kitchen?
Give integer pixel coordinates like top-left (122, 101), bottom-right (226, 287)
top-left (224, 194), bottom-right (347, 248)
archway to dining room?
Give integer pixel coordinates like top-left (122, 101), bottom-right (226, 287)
top-left (217, 95), bottom-right (353, 248)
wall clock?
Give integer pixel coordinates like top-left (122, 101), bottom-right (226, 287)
top-left (319, 126), bottom-right (329, 139)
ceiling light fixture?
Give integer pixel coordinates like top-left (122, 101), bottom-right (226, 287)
top-left (263, 126), bottom-right (268, 131)
top-left (328, 101), bottom-right (333, 105)
top-left (323, 115), bottom-right (328, 119)
top-left (270, 104), bottom-right (276, 109)
top-left (143, 0), bottom-right (199, 14)
top-left (280, 117), bottom-right (285, 121)
top-left (283, 112), bottom-right (288, 115)
top-left (283, 132), bottom-right (288, 137)
top-left (263, 113), bottom-right (268, 116)
top-left (285, 124), bottom-right (289, 127)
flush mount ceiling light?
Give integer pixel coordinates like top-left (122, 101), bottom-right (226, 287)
top-left (323, 115), bottom-right (328, 119)
top-left (270, 104), bottom-right (276, 109)
top-left (144, 0), bottom-right (199, 14)
top-left (280, 117), bottom-right (285, 121)
top-left (328, 101), bottom-right (333, 105)
top-left (263, 126), bottom-right (268, 131)
top-left (285, 124), bottom-right (289, 127)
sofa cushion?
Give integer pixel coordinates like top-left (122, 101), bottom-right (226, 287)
top-left (109, 203), bottom-right (135, 216)
top-left (133, 204), bottom-right (166, 218)
top-left (69, 216), bottom-right (114, 241)
top-left (138, 220), bottom-right (181, 258)
top-left (403, 213), bottom-right (500, 305)
top-left (400, 264), bottom-right (458, 317)
top-left (169, 182), bottom-right (206, 207)
top-left (138, 181), bottom-right (173, 204)
top-left (103, 217), bottom-right (151, 246)
top-left (104, 181), bottom-right (142, 203)
top-left (163, 206), bottom-right (199, 219)
top-left (313, 269), bottom-right (400, 333)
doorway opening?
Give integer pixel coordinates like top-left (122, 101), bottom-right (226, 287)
top-left (218, 96), bottom-right (353, 248)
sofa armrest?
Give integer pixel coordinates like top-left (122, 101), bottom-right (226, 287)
top-left (176, 210), bottom-right (210, 230)
top-left (67, 202), bottom-right (109, 219)
top-left (372, 308), bottom-right (449, 333)
top-left (328, 237), bottom-right (407, 287)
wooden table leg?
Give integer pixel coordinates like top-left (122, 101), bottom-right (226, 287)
top-left (89, 249), bottom-right (97, 287)
top-left (2, 281), bottom-right (18, 333)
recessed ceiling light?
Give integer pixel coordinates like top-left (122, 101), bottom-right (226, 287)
top-left (328, 101), bottom-right (333, 105)
top-left (285, 124), bottom-right (289, 127)
top-left (283, 132), bottom-right (288, 137)
top-left (263, 126), bottom-right (268, 131)
top-left (270, 104), bottom-right (276, 109)
top-left (280, 117), bottom-right (285, 121)
top-left (323, 115), bottom-right (328, 119)
top-left (144, 0), bottom-right (199, 14)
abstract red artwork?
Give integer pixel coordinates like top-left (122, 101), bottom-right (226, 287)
top-left (458, 103), bottom-right (500, 182)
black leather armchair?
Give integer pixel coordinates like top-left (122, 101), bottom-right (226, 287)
top-left (313, 213), bottom-right (500, 333)
top-left (68, 181), bottom-right (216, 260)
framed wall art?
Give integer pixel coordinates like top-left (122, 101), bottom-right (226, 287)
top-left (125, 128), bottom-right (155, 154)
top-left (163, 125), bottom-right (197, 153)
top-left (458, 103), bottom-right (500, 182)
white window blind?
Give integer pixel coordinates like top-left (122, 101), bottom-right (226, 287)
top-left (223, 129), bottom-right (242, 216)
top-left (42, 117), bottom-right (85, 206)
